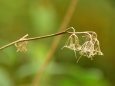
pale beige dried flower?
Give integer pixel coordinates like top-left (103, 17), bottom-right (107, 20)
top-left (62, 27), bottom-right (81, 57)
top-left (62, 34), bottom-right (81, 57)
top-left (79, 41), bottom-right (94, 59)
top-left (15, 34), bottom-right (28, 52)
top-left (62, 34), bottom-right (81, 51)
top-left (93, 38), bottom-right (103, 55)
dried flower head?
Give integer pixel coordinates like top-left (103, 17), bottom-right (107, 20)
top-left (62, 34), bottom-right (81, 51)
top-left (15, 34), bottom-right (28, 52)
top-left (62, 27), bottom-right (81, 57)
top-left (62, 27), bottom-right (103, 62)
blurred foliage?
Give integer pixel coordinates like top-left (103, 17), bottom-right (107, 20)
top-left (0, 0), bottom-right (115, 86)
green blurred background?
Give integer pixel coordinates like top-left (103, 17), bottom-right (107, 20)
top-left (0, 0), bottom-right (115, 86)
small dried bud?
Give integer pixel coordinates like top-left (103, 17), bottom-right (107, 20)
top-left (15, 34), bottom-right (28, 52)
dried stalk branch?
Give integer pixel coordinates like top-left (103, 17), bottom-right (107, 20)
top-left (0, 30), bottom-right (67, 51)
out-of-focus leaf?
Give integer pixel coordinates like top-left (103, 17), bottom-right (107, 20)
top-left (0, 47), bottom-right (17, 66)
top-left (49, 64), bottom-right (111, 86)
top-left (0, 67), bottom-right (14, 86)
top-left (29, 2), bottom-right (58, 35)
top-left (15, 42), bottom-right (50, 80)
top-left (15, 63), bottom-right (38, 80)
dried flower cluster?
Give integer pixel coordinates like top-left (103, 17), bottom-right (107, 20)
top-left (62, 27), bottom-right (103, 62)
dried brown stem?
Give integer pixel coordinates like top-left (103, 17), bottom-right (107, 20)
top-left (0, 30), bottom-right (67, 51)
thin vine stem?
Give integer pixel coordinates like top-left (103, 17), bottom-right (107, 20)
top-left (0, 30), bottom-right (68, 51)
top-left (68, 31), bottom-right (93, 41)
